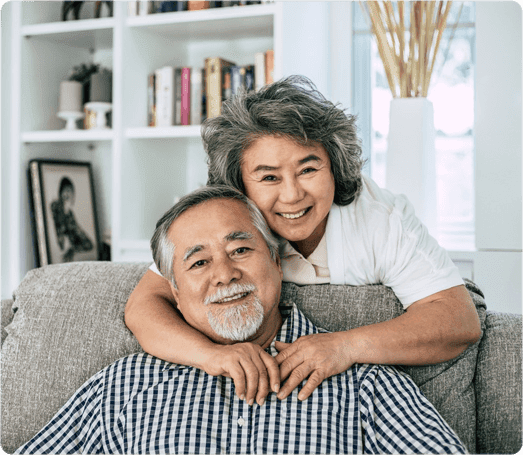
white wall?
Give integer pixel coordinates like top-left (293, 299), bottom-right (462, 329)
top-left (474, 1), bottom-right (522, 313)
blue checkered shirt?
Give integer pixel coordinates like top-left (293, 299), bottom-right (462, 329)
top-left (16, 304), bottom-right (466, 454)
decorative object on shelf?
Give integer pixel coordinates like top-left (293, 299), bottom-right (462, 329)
top-left (360, 1), bottom-right (457, 237)
top-left (58, 80), bottom-right (84, 129)
top-left (68, 62), bottom-right (101, 103)
top-left (188, 1), bottom-right (210, 11)
top-left (62, 0), bottom-right (113, 21)
top-left (28, 159), bottom-right (101, 267)
top-left (84, 102), bottom-right (112, 129)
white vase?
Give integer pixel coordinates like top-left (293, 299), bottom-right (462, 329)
top-left (385, 97), bottom-right (437, 237)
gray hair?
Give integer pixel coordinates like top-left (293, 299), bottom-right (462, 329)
top-left (203, 75), bottom-right (365, 206)
top-left (151, 185), bottom-right (281, 287)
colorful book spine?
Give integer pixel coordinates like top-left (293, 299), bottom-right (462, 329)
top-left (190, 68), bottom-right (203, 125)
top-left (265, 49), bottom-right (274, 85)
top-left (205, 57), bottom-right (235, 118)
top-left (187, 1), bottom-right (210, 10)
top-left (155, 66), bottom-right (175, 127)
top-left (181, 67), bottom-right (191, 126)
top-left (254, 52), bottom-right (265, 91)
top-left (174, 67), bottom-right (182, 125)
top-left (148, 72), bottom-right (156, 127)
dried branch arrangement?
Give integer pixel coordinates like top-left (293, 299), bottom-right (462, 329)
top-left (360, 1), bottom-right (453, 98)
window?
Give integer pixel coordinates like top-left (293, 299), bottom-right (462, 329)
top-left (352, 2), bottom-right (476, 251)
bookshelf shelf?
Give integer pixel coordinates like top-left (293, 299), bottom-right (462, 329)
top-left (22, 129), bottom-right (114, 143)
top-left (127, 8), bottom-right (273, 40)
top-left (22, 18), bottom-right (114, 49)
top-left (125, 125), bottom-right (202, 139)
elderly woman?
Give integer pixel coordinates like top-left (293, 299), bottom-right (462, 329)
top-left (125, 76), bottom-right (481, 406)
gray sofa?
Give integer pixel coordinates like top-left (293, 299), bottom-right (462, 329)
top-left (1, 261), bottom-right (521, 454)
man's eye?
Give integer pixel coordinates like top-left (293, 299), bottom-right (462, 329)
top-left (234, 247), bottom-right (251, 255)
top-left (190, 260), bottom-right (207, 269)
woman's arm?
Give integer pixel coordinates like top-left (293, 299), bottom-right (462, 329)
top-left (274, 284), bottom-right (481, 400)
top-left (125, 270), bottom-right (280, 404)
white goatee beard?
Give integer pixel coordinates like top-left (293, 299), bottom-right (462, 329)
top-left (206, 297), bottom-right (264, 342)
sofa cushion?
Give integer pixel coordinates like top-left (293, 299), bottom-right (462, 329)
top-left (2, 262), bottom-right (486, 453)
top-left (280, 279), bottom-right (487, 453)
top-left (1, 262), bottom-right (148, 453)
top-left (475, 311), bottom-right (522, 454)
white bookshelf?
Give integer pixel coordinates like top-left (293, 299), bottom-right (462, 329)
top-left (1, 1), bottom-right (332, 298)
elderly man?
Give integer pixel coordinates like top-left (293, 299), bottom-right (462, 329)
top-left (17, 186), bottom-right (466, 454)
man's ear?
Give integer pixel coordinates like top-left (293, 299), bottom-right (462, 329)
top-left (169, 282), bottom-right (180, 310)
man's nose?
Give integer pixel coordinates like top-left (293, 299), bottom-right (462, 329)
top-left (211, 256), bottom-right (242, 287)
top-left (279, 177), bottom-right (304, 204)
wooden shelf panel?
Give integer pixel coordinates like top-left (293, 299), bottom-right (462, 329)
top-left (22, 129), bottom-right (114, 143)
top-left (127, 4), bottom-right (275, 40)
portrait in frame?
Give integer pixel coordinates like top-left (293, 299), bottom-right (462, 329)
top-left (28, 159), bottom-right (101, 266)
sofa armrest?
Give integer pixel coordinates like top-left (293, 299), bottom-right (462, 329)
top-left (475, 311), bottom-right (522, 454)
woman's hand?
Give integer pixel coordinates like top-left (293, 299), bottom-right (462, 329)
top-left (202, 343), bottom-right (280, 406)
top-left (274, 332), bottom-right (353, 401)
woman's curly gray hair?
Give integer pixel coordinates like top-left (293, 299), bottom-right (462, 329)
top-left (202, 75), bottom-right (364, 206)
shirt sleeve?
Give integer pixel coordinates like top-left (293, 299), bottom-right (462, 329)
top-left (357, 364), bottom-right (467, 454)
top-left (375, 194), bottom-right (464, 307)
top-left (15, 372), bottom-right (105, 454)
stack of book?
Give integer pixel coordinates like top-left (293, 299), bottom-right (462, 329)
top-left (148, 50), bottom-right (274, 127)
top-left (129, 1), bottom-right (268, 16)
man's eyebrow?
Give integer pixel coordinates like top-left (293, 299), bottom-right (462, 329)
top-left (252, 154), bottom-right (322, 173)
top-left (224, 231), bottom-right (253, 242)
top-left (183, 245), bottom-right (205, 263)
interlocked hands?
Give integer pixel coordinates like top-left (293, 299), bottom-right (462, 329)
top-left (202, 332), bottom-right (353, 405)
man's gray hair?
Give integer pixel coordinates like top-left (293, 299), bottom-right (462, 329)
top-left (151, 185), bottom-right (281, 287)
top-left (203, 75), bottom-right (365, 206)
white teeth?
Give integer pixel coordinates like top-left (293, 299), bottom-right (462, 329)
top-left (280, 209), bottom-right (307, 220)
top-left (217, 292), bottom-right (248, 304)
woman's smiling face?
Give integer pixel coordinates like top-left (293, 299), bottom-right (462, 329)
top-left (241, 135), bottom-right (335, 256)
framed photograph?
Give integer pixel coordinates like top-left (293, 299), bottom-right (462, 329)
top-left (28, 159), bottom-right (101, 266)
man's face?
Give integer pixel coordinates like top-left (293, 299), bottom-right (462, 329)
top-left (168, 198), bottom-right (283, 346)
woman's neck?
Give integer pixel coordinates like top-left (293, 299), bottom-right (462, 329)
top-left (291, 215), bottom-right (328, 258)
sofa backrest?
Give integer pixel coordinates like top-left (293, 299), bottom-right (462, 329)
top-left (1, 261), bottom-right (486, 453)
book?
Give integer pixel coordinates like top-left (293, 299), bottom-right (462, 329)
top-left (190, 68), bottom-right (203, 125)
top-left (156, 1), bottom-right (185, 12)
top-left (244, 65), bottom-right (255, 91)
top-left (128, 1), bottom-right (139, 16)
top-left (138, 0), bottom-right (154, 15)
top-left (187, 1), bottom-right (210, 10)
top-left (230, 66), bottom-right (243, 96)
top-left (180, 67), bottom-right (191, 125)
top-left (174, 67), bottom-right (182, 125)
top-left (148, 72), bottom-right (156, 126)
top-left (205, 57), bottom-right (235, 118)
top-left (254, 52), bottom-right (265, 91)
top-left (265, 49), bottom-right (274, 85)
top-left (155, 66), bottom-right (175, 127)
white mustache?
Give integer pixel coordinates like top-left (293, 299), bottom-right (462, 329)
top-left (204, 283), bottom-right (257, 306)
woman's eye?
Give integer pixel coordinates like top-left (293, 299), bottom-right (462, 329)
top-left (301, 167), bottom-right (318, 175)
top-left (261, 175), bottom-right (277, 182)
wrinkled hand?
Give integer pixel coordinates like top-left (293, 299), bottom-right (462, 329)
top-left (275, 332), bottom-right (353, 401)
top-left (202, 343), bottom-right (280, 406)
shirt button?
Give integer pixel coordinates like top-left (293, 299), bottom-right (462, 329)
top-left (237, 417), bottom-right (245, 427)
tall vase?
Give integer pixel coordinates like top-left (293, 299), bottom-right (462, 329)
top-left (385, 98), bottom-right (437, 237)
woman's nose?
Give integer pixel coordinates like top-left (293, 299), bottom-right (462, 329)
top-left (279, 177), bottom-right (304, 204)
top-left (211, 256), bottom-right (242, 287)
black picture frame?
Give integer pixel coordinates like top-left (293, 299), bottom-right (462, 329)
top-left (28, 159), bottom-right (101, 267)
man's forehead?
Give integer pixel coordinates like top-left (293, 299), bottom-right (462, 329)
top-left (168, 198), bottom-right (259, 255)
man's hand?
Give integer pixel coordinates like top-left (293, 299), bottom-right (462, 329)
top-left (202, 343), bottom-right (280, 406)
top-left (275, 332), bottom-right (353, 401)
